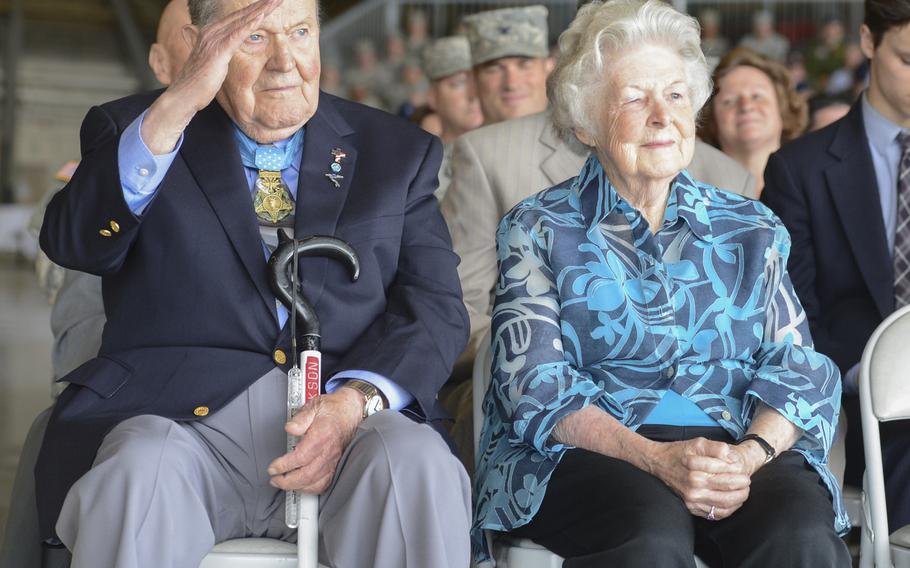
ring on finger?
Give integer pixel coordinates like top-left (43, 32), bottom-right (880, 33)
top-left (707, 505), bottom-right (716, 521)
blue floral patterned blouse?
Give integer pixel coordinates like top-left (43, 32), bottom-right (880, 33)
top-left (472, 155), bottom-right (847, 560)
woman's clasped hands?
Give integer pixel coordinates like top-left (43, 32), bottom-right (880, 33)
top-left (645, 437), bottom-right (762, 521)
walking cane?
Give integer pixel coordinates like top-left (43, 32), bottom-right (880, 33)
top-left (268, 229), bottom-right (360, 568)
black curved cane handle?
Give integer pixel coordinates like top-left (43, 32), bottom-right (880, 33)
top-left (267, 229), bottom-right (360, 344)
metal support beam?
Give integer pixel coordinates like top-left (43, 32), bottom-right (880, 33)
top-left (0, 0), bottom-right (24, 204)
top-left (109, 0), bottom-right (158, 91)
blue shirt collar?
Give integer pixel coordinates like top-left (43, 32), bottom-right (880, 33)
top-left (232, 124), bottom-right (306, 171)
top-left (862, 91), bottom-right (906, 157)
top-left (574, 153), bottom-right (715, 242)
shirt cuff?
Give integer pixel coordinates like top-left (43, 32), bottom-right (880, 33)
top-left (118, 110), bottom-right (183, 215)
top-left (325, 370), bottom-right (414, 411)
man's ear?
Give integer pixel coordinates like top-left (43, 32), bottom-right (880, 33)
top-left (148, 43), bottom-right (172, 85)
top-left (183, 24), bottom-right (201, 51)
top-left (859, 24), bottom-right (876, 61)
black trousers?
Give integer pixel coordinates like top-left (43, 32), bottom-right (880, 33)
top-left (511, 426), bottom-right (850, 568)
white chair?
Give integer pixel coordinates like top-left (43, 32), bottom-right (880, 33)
top-left (200, 539), bottom-right (301, 568)
top-left (471, 331), bottom-right (708, 568)
top-left (857, 305), bottom-right (910, 568)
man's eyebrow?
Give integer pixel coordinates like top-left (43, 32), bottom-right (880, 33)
top-left (285, 19), bottom-right (313, 31)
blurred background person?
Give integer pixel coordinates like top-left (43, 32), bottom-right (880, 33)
top-left (385, 56), bottom-right (430, 115)
top-left (382, 33), bottom-right (408, 84)
top-left (421, 36), bottom-right (484, 199)
top-left (463, 6), bottom-right (554, 124)
top-left (320, 56), bottom-right (345, 98)
top-left (826, 42), bottom-right (868, 97)
top-left (808, 93), bottom-right (853, 131)
top-left (146, 0), bottom-right (192, 86)
top-left (805, 17), bottom-right (848, 93)
top-left (0, 2), bottom-right (192, 565)
top-left (346, 39), bottom-right (393, 109)
top-left (699, 9), bottom-right (729, 66)
top-left (740, 10), bottom-right (790, 63)
top-left (406, 9), bottom-right (430, 58)
top-left (699, 48), bottom-right (808, 197)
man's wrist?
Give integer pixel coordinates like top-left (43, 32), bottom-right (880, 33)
top-left (334, 386), bottom-right (367, 422)
top-left (142, 92), bottom-right (196, 155)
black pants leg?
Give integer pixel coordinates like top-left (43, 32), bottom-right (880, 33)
top-left (697, 452), bottom-right (850, 568)
top-left (511, 427), bottom-right (849, 568)
top-left (511, 448), bottom-right (697, 568)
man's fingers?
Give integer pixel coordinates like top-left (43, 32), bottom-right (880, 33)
top-left (286, 401), bottom-right (319, 436)
top-left (215, 0), bottom-right (280, 30)
top-left (270, 461), bottom-right (334, 493)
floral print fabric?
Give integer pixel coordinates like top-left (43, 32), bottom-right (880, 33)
top-left (472, 155), bottom-right (847, 560)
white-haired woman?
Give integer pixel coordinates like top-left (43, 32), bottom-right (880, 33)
top-left (471, 1), bottom-right (850, 566)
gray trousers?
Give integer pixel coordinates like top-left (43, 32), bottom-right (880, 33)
top-left (55, 369), bottom-right (471, 568)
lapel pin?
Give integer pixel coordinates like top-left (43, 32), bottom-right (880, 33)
top-left (325, 148), bottom-right (348, 189)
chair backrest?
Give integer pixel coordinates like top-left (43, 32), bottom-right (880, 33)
top-left (863, 305), bottom-right (910, 421)
top-left (859, 304), bottom-right (910, 567)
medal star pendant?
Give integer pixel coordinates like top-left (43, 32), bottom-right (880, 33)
top-left (254, 171), bottom-right (294, 223)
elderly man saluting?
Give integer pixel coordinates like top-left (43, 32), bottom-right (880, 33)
top-left (36, 0), bottom-right (471, 567)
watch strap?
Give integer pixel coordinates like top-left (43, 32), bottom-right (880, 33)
top-left (735, 433), bottom-right (776, 463)
top-left (345, 380), bottom-right (387, 417)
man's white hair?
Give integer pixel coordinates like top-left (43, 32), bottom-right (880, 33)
top-left (548, 0), bottom-right (711, 145)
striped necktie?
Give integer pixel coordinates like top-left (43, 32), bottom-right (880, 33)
top-left (893, 131), bottom-right (910, 308)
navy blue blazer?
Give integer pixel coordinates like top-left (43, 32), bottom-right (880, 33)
top-left (36, 91), bottom-right (468, 539)
top-left (762, 100), bottom-right (892, 376)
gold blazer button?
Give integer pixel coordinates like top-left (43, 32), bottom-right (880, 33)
top-left (193, 406), bottom-right (210, 417)
top-left (274, 349), bottom-right (287, 365)
top-left (110, 220), bottom-right (121, 233)
top-left (99, 229), bottom-right (112, 237)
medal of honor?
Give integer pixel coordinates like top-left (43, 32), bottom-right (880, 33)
top-left (254, 170), bottom-right (294, 223)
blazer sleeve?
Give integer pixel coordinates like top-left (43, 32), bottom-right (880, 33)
top-left (40, 105), bottom-right (142, 275)
top-left (333, 135), bottom-right (469, 419)
top-left (762, 150), bottom-right (844, 366)
top-left (440, 134), bottom-right (501, 377)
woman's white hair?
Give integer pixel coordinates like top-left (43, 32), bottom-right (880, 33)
top-left (548, 0), bottom-right (711, 146)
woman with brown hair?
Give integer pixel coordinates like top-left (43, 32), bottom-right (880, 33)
top-left (699, 47), bottom-right (808, 197)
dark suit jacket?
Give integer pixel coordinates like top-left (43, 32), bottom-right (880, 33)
top-left (36, 91), bottom-right (469, 539)
top-left (762, 100), bottom-right (892, 376)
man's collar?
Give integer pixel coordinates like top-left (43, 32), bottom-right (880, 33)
top-left (575, 155), bottom-right (714, 242)
top-left (862, 91), bottom-right (905, 157)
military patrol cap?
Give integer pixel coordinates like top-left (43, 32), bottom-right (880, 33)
top-left (463, 5), bottom-right (549, 66)
top-left (421, 36), bottom-right (472, 81)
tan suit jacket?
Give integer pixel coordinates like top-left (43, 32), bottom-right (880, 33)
top-left (441, 110), bottom-right (756, 374)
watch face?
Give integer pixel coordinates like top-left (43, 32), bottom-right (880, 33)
top-left (366, 396), bottom-right (383, 416)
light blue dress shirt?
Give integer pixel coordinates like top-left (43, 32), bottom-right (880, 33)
top-left (117, 111), bottom-right (413, 410)
top-left (840, 94), bottom-right (908, 393)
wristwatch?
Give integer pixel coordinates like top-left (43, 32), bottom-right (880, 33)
top-left (735, 433), bottom-right (776, 464)
top-left (345, 380), bottom-right (387, 418)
